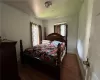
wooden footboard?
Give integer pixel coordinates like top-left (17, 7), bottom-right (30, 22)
top-left (20, 32), bottom-right (67, 80)
top-left (20, 40), bottom-right (62, 67)
top-left (20, 40), bottom-right (61, 79)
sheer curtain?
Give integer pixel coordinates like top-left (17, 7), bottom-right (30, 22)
top-left (32, 24), bottom-right (39, 46)
top-left (60, 25), bottom-right (66, 36)
top-left (54, 24), bottom-right (66, 36)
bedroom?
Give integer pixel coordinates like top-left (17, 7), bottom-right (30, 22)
top-left (0, 0), bottom-right (82, 80)
top-left (1, 0), bottom-right (99, 80)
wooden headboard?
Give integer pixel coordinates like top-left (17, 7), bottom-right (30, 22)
top-left (46, 33), bottom-right (66, 43)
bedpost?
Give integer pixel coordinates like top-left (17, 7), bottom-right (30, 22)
top-left (65, 42), bottom-right (67, 54)
top-left (56, 43), bottom-right (61, 80)
top-left (57, 43), bottom-right (61, 66)
top-left (20, 40), bottom-right (24, 64)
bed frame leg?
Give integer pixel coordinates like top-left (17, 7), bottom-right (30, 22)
top-left (65, 43), bottom-right (67, 54)
top-left (56, 66), bottom-right (60, 80)
top-left (56, 43), bottom-right (62, 80)
top-left (20, 40), bottom-right (24, 64)
top-left (57, 43), bottom-right (61, 66)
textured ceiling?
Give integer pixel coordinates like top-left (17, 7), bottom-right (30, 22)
top-left (1, 0), bottom-right (83, 19)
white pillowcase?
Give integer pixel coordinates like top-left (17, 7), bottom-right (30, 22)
top-left (42, 40), bottom-right (51, 44)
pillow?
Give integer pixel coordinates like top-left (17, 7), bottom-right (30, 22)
top-left (42, 40), bottom-right (51, 44)
top-left (51, 40), bottom-right (62, 47)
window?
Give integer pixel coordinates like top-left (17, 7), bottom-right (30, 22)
top-left (54, 24), bottom-right (67, 37)
top-left (60, 24), bottom-right (66, 36)
top-left (30, 22), bottom-right (42, 46)
top-left (32, 24), bottom-right (39, 46)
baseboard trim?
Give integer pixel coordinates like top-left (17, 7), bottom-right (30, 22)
top-left (76, 51), bottom-right (85, 80)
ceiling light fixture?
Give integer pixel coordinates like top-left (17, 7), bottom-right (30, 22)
top-left (45, 0), bottom-right (52, 8)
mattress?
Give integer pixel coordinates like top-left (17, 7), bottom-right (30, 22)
top-left (24, 43), bottom-right (65, 65)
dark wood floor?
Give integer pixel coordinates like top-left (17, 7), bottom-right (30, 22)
top-left (19, 54), bottom-right (82, 80)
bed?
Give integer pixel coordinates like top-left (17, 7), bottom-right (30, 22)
top-left (20, 33), bottom-right (67, 79)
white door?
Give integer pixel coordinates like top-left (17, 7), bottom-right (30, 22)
top-left (85, 0), bottom-right (100, 80)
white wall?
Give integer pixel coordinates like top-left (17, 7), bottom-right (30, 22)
top-left (77, 0), bottom-right (94, 79)
top-left (77, 0), bottom-right (89, 79)
top-left (43, 15), bottom-right (78, 53)
top-left (77, 0), bottom-right (94, 61)
top-left (1, 3), bottom-right (43, 60)
top-left (77, 0), bottom-right (88, 61)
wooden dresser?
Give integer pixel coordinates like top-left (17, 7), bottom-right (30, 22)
top-left (0, 40), bottom-right (20, 80)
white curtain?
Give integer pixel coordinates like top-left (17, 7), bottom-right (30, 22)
top-left (32, 24), bottom-right (39, 46)
top-left (60, 25), bottom-right (66, 36)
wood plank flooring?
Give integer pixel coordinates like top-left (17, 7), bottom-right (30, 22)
top-left (61, 54), bottom-right (82, 80)
top-left (19, 54), bottom-right (83, 80)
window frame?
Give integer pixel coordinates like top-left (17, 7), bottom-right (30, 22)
top-left (54, 23), bottom-right (68, 41)
top-left (30, 22), bottom-right (42, 47)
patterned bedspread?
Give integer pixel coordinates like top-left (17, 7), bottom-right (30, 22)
top-left (24, 43), bottom-right (65, 64)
